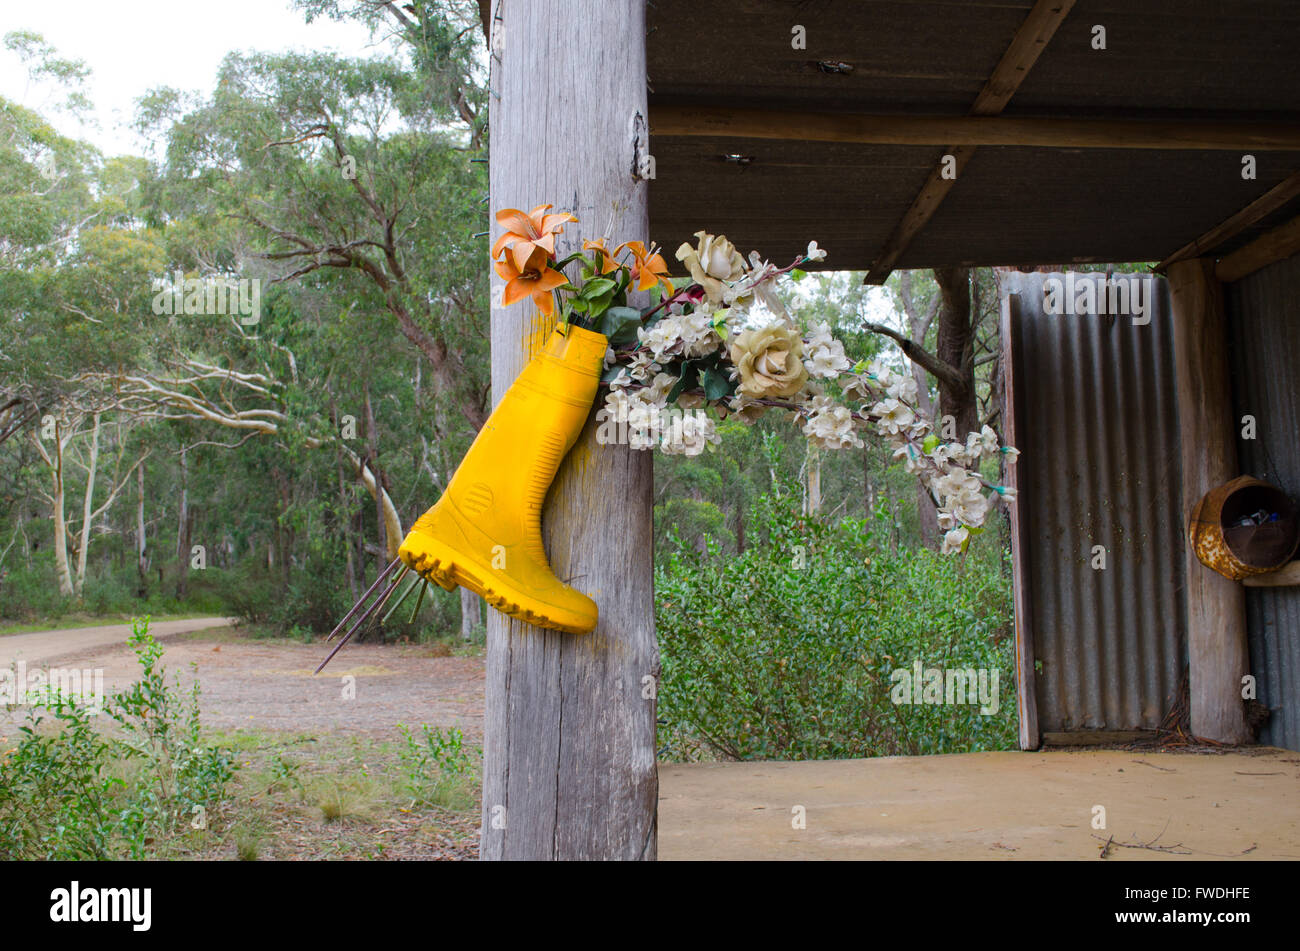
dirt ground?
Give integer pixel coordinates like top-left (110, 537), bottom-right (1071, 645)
top-left (7, 627), bottom-right (1299, 860)
top-left (1, 628), bottom-right (485, 740)
top-left (658, 749), bottom-right (1300, 860)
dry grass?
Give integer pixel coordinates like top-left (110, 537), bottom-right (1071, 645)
top-left (164, 730), bottom-right (481, 860)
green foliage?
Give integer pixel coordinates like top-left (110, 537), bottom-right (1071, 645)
top-left (0, 696), bottom-right (118, 858)
top-left (655, 489), bottom-right (1015, 761)
top-left (395, 722), bottom-right (477, 810)
top-left (0, 618), bottom-right (234, 859)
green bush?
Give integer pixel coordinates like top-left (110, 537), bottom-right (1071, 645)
top-left (655, 488), bottom-right (1015, 761)
top-left (396, 723), bottom-right (478, 810)
top-left (0, 618), bottom-right (233, 859)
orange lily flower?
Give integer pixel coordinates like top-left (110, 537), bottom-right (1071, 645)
top-left (495, 245), bottom-right (567, 316)
top-left (616, 240), bottom-right (674, 294)
top-left (583, 238), bottom-right (618, 274)
top-left (492, 204), bottom-right (578, 271)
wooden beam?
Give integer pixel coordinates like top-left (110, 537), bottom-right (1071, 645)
top-left (485, 0), bottom-right (657, 860)
top-left (864, 0), bottom-right (1074, 284)
top-left (650, 107), bottom-right (1300, 151)
top-left (970, 0), bottom-right (1077, 115)
top-left (999, 290), bottom-right (1040, 751)
top-left (1243, 560), bottom-right (1300, 587)
top-left (1157, 170), bottom-right (1300, 271)
top-left (1167, 259), bottom-right (1252, 745)
top-left (1215, 213), bottom-right (1300, 283)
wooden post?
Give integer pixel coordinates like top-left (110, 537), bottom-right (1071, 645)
top-left (1168, 259), bottom-right (1252, 744)
top-left (483, 0), bottom-right (658, 859)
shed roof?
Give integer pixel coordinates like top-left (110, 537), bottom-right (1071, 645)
top-left (645, 0), bottom-right (1300, 275)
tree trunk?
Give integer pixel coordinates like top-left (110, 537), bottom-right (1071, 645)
top-left (934, 267), bottom-right (979, 438)
top-left (483, 0), bottom-right (657, 860)
top-left (906, 300), bottom-right (939, 548)
top-left (136, 462), bottom-right (148, 597)
top-left (339, 461), bottom-right (360, 601)
top-left (50, 435), bottom-right (73, 598)
top-left (73, 413), bottom-right (101, 599)
top-left (459, 587), bottom-right (481, 640)
top-left (176, 446), bottom-right (190, 598)
top-left (804, 442), bottom-right (822, 515)
top-left (364, 387), bottom-right (388, 577)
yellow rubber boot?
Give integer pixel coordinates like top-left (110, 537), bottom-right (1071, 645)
top-left (398, 325), bottom-right (607, 634)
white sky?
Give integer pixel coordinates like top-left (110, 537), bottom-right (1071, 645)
top-left (0, 0), bottom-right (899, 325)
top-left (0, 0), bottom-right (382, 158)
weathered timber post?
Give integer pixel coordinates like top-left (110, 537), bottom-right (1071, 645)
top-left (482, 0), bottom-right (658, 859)
top-left (1168, 258), bottom-right (1252, 744)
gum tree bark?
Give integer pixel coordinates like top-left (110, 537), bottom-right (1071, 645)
top-left (482, 0), bottom-right (658, 860)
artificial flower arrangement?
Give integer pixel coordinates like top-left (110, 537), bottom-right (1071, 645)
top-left (316, 202), bottom-right (1023, 666)
top-left (493, 204), bottom-right (1018, 556)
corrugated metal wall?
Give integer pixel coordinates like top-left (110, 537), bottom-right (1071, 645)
top-left (1003, 272), bottom-right (1187, 737)
top-left (1227, 255), bottom-right (1300, 751)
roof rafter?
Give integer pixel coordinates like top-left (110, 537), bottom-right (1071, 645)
top-left (1156, 169), bottom-right (1300, 272)
top-left (863, 0), bottom-right (1076, 284)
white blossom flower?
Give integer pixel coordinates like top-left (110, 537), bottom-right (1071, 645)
top-left (802, 323), bottom-right (850, 379)
top-left (637, 320), bottom-right (679, 363)
top-left (892, 442), bottom-right (925, 472)
top-left (977, 424), bottom-right (1000, 455)
top-left (646, 371), bottom-right (678, 402)
top-left (932, 468), bottom-right (981, 501)
top-left (871, 398), bottom-right (915, 435)
top-left (804, 322), bottom-right (834, 350)
top-left (660, 410), bottom-right (720, 456)
top-left (801, 395), bottom-right (863, 450)
top-left (866, 358), bottom-right (896, 389)
top-left (626, 351), bottom-right (660, 382)
top-left (841, 373), bottom-right (878, 403)
top-left (886, 375), bottom-right (918, 403)
top-left (950, 487), bottom-right (989, 527)
top-left (990, 486), bottom-right (1017, 503)
top-left (806, 343), bottom-right (850, 379)
top-left (940, 526), bottom-right (969, 555)
top-left (1001, 446), bottom-right (1020, 464)
top-left (805, 240), bottom-right (827, 262)
top-left (603, 388), bottom-right (632, 423)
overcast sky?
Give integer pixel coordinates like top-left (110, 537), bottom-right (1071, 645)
top-left (1, 0), bottom-right (382, 157)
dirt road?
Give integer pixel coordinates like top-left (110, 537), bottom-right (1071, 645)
top-left (0, 617), bottom-right (236, 669)
top-left (1, 628), bottom-right (485, 740)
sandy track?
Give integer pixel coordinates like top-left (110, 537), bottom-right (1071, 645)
top-left (658, 749), bottom-right (1300, 860)
top-left (0, 617), bottom-right (236, 668)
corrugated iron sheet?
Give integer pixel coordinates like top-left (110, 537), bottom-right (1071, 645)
top-left (1227, 255), bottom-right (1300, 751)
top-left (1003, 272), bottom-right (1187, 737)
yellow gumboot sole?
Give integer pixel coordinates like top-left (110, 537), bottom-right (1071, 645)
top-left (399, 530), bottom-right (596, 635)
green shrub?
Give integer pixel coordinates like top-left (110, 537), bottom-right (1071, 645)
top-left (655, 488), bottom-right (1015, 761)
top-left (396, 723), bottom-right (478, 810)
top-left (0, 617), bottom-right (233, 859)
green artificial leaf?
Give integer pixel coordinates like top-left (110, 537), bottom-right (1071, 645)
top-left (667, 360), bottom-right (701, 403)
top-left (700, 365), bottom-right (733, 401)
top-left (579, 277), bottom-right (617, 300)
top-left (588, 289), bottom-right (616, 319)
top-left (596, 306), bottom-right (643, 345)
top-left (790, 268), bottom-right (807, 281)
top-left (922, 434), bottom-right (940, 455)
